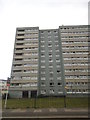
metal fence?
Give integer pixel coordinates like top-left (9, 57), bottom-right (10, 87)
top-left (2, 96), bottom-right (88, 109)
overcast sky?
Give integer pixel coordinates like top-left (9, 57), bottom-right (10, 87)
top-left (0, 0), bottom-right (89, 79)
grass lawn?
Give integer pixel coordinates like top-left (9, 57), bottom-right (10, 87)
top-left (2, 97), bottom-right (88, 109)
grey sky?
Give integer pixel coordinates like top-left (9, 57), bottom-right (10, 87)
top-left (0, 0), bottom-right (89, 79)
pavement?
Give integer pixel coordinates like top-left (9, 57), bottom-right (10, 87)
top-left (1, 108), bottom-right (89, 119)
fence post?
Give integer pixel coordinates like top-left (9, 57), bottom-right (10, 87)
top-left (64, 95), bottom-right (66, 108)
top-left (34, 95), bottom-right (37, 109)
top-left (4, 93), bottom-right (8, 109)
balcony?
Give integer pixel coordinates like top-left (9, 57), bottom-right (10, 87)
top-left (9, 86), bottom-right (37, 91)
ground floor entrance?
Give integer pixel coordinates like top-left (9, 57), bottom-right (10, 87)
top-left (31, 91), bottom-right (37, 98)
top-left (22, 91), bottom-right (28, 98)
top-left (22, 90), bottom-right (37, 98)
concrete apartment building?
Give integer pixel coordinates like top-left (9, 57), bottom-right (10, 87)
top-left (38, 29), bottom-right (65, 96)
top-left (0, 79), bottom-right (7, 98)
top-left (60, 25), bottom-right (89, 95)
top-left (10, 27), bottom-right (39, 98)
top-left (9, 25), bottom-right (89, 98)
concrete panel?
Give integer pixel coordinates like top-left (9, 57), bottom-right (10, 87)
top-left (9, 90), bottom-right (22, 98)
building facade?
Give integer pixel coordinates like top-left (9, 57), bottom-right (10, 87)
top-left (38, 29), bottom-right (65, 96)
top-left (0, 79), bottom-right (8, 98)
top-left (10, 27), bottom-right (39, 98)
top-left (59, 25), bottom-right (89, 95)
top-left (10, 25), bottom-right (89, 98)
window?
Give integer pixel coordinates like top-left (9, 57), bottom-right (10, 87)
top-left (50, 82), bottom-right (54, 86)
top-left (58, 83), bottom-right (62, 86)
top-left (54, 31), bottom-right (57, 33)
top-left (24, 70), bottom-right (31, 73)
top-left (55, 40), bottom-right (58, 43)
top-left (13, 76), bottom-right (22, 79)
top-left (12, 83), bottom-right (19, 87)
top-left (57, 77), bottom-right (61, 80)
top-left (48, 44), bottom-right (52, 47)
top-left (18, 29), bottom-right (24, 32)
top-left (13, 70), bottom-right (22, 72)
top-left (41, 31), bottom-right (44, 34)
top-left (57, 70), bottom-right (60, 73)
top-left (48, 40), bottom-right (52, 43)
top-left (49, 55), bottom-right (52, 57)
top-left (49, 71), bottom-right (53, 74)
top-left (76, 89), bottom-right (81, 93)
top-left (22, 77), bottom-right (31, 80)
top-left (15, 53), bottom-right (23, 56)
top-left (31, 70), bottom-right (38, 73)
top-left (30, 83), bottom-right (37, 86)
top-left (48, 44), bottom-right (52, 46)
top-left (41, 66), bottom-right (45, 68)
top-left (58, 90), bottom-right (63, 94)
top-left (41, 60), bottom-right (45, 63)
top-left (41, 90), bottom-right (46, 94)
top-left (41, 36), bottom-right (44, 38)
top-left (49, 73), bottom-right (53, 76)
top-left (17, 34), bottom-right (24, 36)
top-left (15, 58), bottom-right (22, 61)
top-left (57, 65), bottom-right (60, 68)
top-left (41, 45), bottom-right (45, 47)
top-left (41, 55), bottom-right (45, 58)
top-left (41, 77), bottom-right (45, 80)
top-left (49, 50), bottom-right (52, 52)
top-left (49, 65), bottom-right (53, 68)
top-left (48, 36), bottom-right (51, 38)
top-left (56, 60), bottom-right (60, 62)
top-left (50, 89), bottom-right (54, 94)
top-left (41, 71), bottom-right (45, 74)
top-left (41, 83), bottom-right (45, 86)
top-left (24, 64), bottom-right (32, 66)
top-left (41, 50), bottom-right (45, 52)
top-left (49, 60), bottom-right (53, 62)
top-left (31, 77), bottom-right (37, 80)
top-left (56, 50), bottom-right (59, 52)
top-left (16, 48), bottom-right (23, 50)
top-left (56, 55), bottom-right (59, 57)
top-left (14, 64), bottom-right (22, 67)
top-left (41, 53), bottom-right (45, 56)
top-left (49, 77), bottom-right (53, 80)
top-left (24, 38), bottom-right (31, 41)
top-left (48, 31), bottom-right (51, 33)
top-left (55, 44), bottom-right (59, 47)
top-left (41, 40), bottom-right (45, 43)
